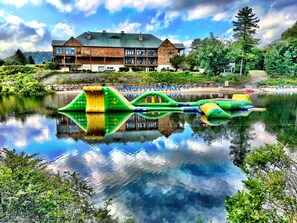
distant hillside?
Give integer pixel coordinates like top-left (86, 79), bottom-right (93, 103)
top-left (5, 51), bottom-right (54, 64)
top-left (24, 51), bottom-right (53, 64)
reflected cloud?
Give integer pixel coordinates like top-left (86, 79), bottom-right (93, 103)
top-left (0, 115), bottom-right (53, 149)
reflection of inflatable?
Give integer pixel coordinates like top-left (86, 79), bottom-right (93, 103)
top-left (200, 109), bottom-right (255, 126)
top-left (59, 86), bottom-right (255, 119)
top-left (59, 111), bottom-right (133, 139)
top-left (58, 111), bottom-right (183, 140)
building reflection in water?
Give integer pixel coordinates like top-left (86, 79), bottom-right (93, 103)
top-left (56, 112), bottom-right (183, 143)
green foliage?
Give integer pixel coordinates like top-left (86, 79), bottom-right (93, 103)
top-left (44, 61), bottom-right (59, 70)
top-left (131, 67), bottom-right (142, 72)
top-left (186, 53), bottom-right (198, 71)
top-left (265, 39), bottom-right (297, 77)
top-left (0, 59), bottom-right (5, 66)
top-left (226, 143), bottom-right (297, 222)
top-left (281, 21), bottom-right (297, 40)
top-left (232, 6), bottom-right (260, 75)
top-left (171, 54), bottom-right (186, 71)
top-left (192, 33), bottom-right (229, 75)
top-left (0, 65), bottom-right (36, 75)
top-left (19, 81), bottom-right (46, 96)
top-left (28, 55), bottom-right (35, 64)
top-left (0, 65), bottom-right (47, 95)
top-left (0, 148), bottom-right (118, 223)
top-left (13, 49), bottom-right (28, 65)
top-left (119, 67), bottom-right (130, 72)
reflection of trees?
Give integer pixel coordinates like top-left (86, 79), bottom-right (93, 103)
top-left (258, 94), bottom-right (297, 150)
top-left (0, 95), bottom-right (57, 121)
top-left (229, 119), bottom-right (256, 167)
top-left (188, 112), bottom-right (257, 166)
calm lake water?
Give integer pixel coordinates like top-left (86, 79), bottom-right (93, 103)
top-left (0, 92), bottom-right (296, 222)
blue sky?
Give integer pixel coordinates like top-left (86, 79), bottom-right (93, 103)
top-left (0, 0), bottom-right (296, 58)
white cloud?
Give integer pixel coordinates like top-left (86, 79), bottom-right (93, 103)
top-left (0, 15), bottom-right (51, 58)
top-left (5, 15), bottom-right (23, 24)
top-left (255, 5), bottom-right (297, 44)
top-left (51, 22), bottom-right (75, 39)
top-left (145, 11), bottom-right (179, 32)
top-left (46, 0), bottom-right (73, 12)
top-left (105, 0), bottom-right (172, 13)
top-left (186, 5), bottom-right (218, 21)
top-left (113, 20), bottom-right (142, 33)
top-left (2, 0), bottom-right (41, 8)
top-left (75, 0), bottom-right (105, 16)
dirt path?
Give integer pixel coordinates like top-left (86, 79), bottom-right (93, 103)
top-left (244, 70), bottom-right (268, 88)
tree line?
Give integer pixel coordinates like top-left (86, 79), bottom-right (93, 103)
top-left (171, 7), bottom-right (297, 77)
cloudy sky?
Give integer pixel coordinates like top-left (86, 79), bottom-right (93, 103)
top-left (0, 0), bottom-right (296, 58)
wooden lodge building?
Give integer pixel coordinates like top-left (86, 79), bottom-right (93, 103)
top-left (51, 31), bottom-right (185, 72)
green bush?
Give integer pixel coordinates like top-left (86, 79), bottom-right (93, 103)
top-left (119, 67), bottom-right (130, 72)
top-left (19, 81), bottom-right (46, 95)
top-left (0, 148), bottom-right (117, 222)
top-left (0, 65), bottom-right (36, 75)
top-left (44, 62), bottom-right (59, 70)
top-left (131, 67), bottom-right (143, 72)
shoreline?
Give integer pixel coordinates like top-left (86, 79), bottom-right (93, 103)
top-left (55, 86), bottom-right (297, 95)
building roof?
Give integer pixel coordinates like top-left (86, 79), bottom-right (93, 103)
top-left (51, 40), bottom-right (66, 46)
top-left (173, 43), bottom-right (185, 50)
top-left (76, 31), bottom-right (164, 48)
top-left (52, 31), bottom-right (185, 49)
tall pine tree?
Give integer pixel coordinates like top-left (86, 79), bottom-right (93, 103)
top-left (232, 6), bottom-right (260, 76)
top-left (14, 49), bottom-right (28, 65)
top-left (28, 55), bottom-right (35, 64)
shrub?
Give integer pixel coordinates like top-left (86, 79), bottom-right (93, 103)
top-left (119, 67), bottom-right (130, 72)
top-left (0, 148), bottom-right (117, 222)
top-left (44, 61), bottom-right (59, 70)
top-left (131, 67), bottom-right (143, 72)
top-left (19, 81), bottom-right (46, 95)
top-left (0, 65), bottom-right (36, 75)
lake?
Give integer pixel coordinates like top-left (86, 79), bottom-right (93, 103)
top-left (0, 92), bottom-right (296, 222)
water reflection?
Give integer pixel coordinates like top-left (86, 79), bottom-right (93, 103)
top-left (1, 93), bottom-right (297, 222)
top-left (56, 112), bottom-right (184, 142)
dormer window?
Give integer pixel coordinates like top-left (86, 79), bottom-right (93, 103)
top-left (86, 32), bottom-right (92, 40)
top-left (138, 33), bottom-right (143, 41)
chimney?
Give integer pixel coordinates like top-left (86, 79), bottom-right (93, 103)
top-left (103, 30), bottom-right (106, 33)
top-left (121, 31), bottom-right (125, 34)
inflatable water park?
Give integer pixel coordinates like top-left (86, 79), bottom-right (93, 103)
top-left (59, 86), bottom-right (261, 119)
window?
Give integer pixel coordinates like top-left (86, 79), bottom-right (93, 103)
top-left (125, 58), bottom-right (134, 64)
top-left (169, 49), bottom-right (173, 54)
top-left (148, 49), bottom-right (157, 56)
top-left (136, 49), bottom-right (146, 56)
top-left (125, 49), bottom-right (134, 56)
top-left (56, 47), bottom-right (62, 54)
top-left (169, 58), bottom-right (173, 63)
top-left (137, 58), bottom-right (146, 65)
top-left (65, 47), bottom-right (75, 55)
top-left (65, 56), bottom-right (75, 63)
top-left (148, 58), bottom-right (156, 65)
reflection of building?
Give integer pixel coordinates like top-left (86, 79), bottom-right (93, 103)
top-left (56, 115), bottom-right (85, 140)
top-left (56, 113), bottom-right (183, 143)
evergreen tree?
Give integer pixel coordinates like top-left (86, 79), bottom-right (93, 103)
top-left (14, 49), bottom-right (28, 65)
top-left (28, 55), bottom-right (35, 64)
top-left (232, 6), bottom-right (260, 76)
